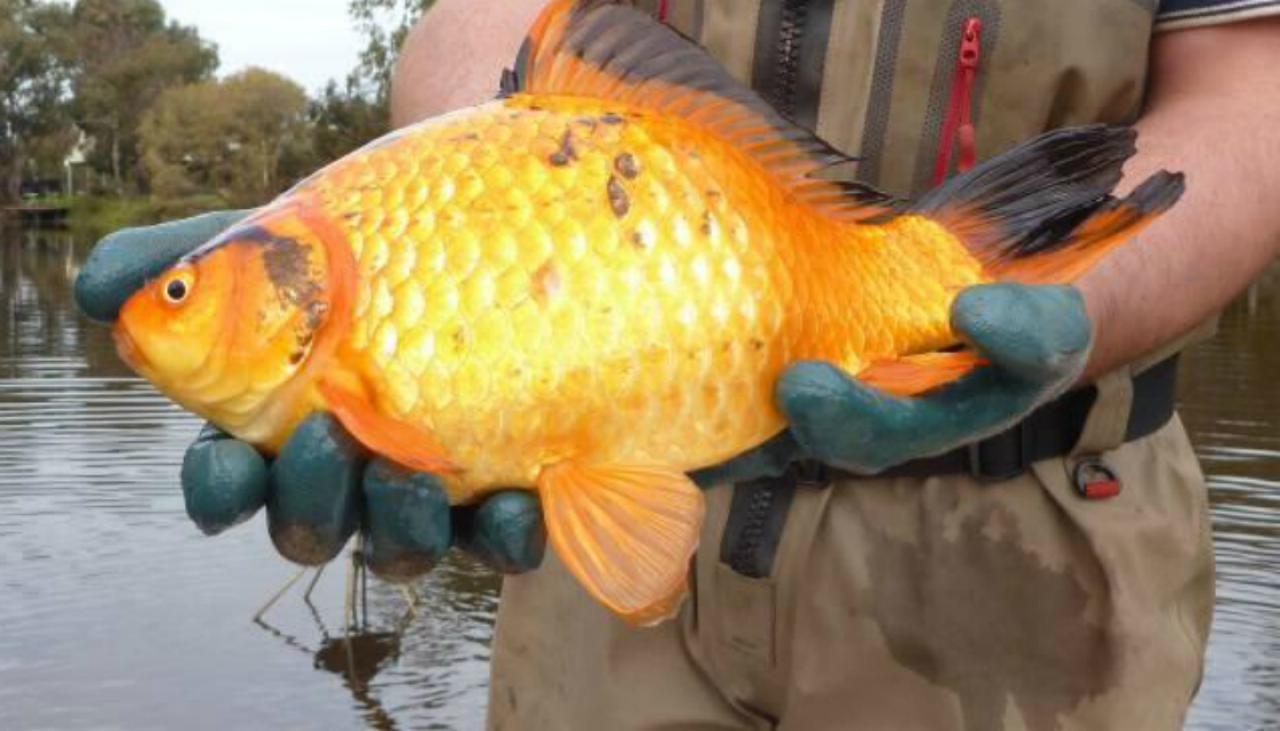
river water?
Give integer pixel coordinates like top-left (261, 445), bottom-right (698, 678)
top-left (0, 227), bottom-right (1276, 730)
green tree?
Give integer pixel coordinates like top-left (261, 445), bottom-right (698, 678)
top-left (140, 68), bottom-right (310, 206)
top-left (296, 0), bottom-right (435, 170)
top-left (70, 0), bottom-right (217, 194)
top-left (0, 0), bottom-right (75, 202)
top-left (308, 76), bottom-right (388, 164)
top-left (348, 0), bottom-right (436, 106)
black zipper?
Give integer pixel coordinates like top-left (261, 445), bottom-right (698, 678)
top-left (752, 0), bottom-right (833, 129)
top-left (720, 471), bottom-right (803, 579)
top-left (769, 0), bottom-right (811, 121)
top-left (731, 0), bottom-right (809, 577)
top-left (727, 483), bottom-right (778, 576)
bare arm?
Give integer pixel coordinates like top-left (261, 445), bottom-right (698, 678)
top-left (1079, 19), bottom-right (1280, 377)
top-left (390, 0), bottom-right (544, 127)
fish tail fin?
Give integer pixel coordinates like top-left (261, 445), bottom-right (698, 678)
top-left (912, 125), bottom-right (1185, 285)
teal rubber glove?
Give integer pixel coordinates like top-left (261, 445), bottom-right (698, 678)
top-left (694, 283), bottom-right (1093, 484)
top-left (76, 213), bottom-right (546, 576)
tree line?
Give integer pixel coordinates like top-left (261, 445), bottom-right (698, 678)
top-left (0, 0), bottom-right (433, 207)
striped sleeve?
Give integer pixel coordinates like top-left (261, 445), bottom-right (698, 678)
top-left (1156, 0), bottom-right (1280, 30)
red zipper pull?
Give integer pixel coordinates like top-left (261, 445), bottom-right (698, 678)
top-left (955, 18), bottom-right (982, 173)
top-left (657, 0), bottom-right (670, 22)
top-left (932, 17), bottom-right (983, 185)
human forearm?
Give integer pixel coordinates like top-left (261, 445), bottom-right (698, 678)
top-left (390, 0), bottom-right (544, 127)
top-left (1077, 19), bottom-right (1280, 378)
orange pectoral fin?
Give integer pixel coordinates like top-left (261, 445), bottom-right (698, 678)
top-left (858, 351), bottom-right (986, 397)
top-left (537, 461), bottom-right (706, 627)
top-left (319, 379), bottom-right (459, 474)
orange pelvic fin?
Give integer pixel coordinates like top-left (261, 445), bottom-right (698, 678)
top-left (858, 351), bottom-right (986, 397)
top-left (319, 378), bottom-right (459, 474)
top-left (513, 0), bottom-right (897, 222)
top-left (537, 460), bottom-right (705, 626)
top-left (912, 125), bottom-right (1185, 285)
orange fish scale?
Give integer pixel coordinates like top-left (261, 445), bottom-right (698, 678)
top-left (294, 95), bottom-right (984, 502)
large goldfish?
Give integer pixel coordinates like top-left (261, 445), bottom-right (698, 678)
top-left (111, 0), bottom-right (1183, 624)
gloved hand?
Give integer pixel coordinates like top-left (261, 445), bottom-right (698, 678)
top-left (694, 283), bottom-right (1093, 484)
top-left (75, 212), bottom-right (546, 577)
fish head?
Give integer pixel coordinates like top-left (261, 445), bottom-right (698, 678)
top-left (114, 203), bottom-right (353, 442)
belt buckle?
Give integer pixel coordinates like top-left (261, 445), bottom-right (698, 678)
top-left (967, 421), bottom-right (1032, 482)
top-left (791, 460), bottom-right (831, 488)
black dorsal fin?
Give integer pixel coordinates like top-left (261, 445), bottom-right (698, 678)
top-left (511, 0), bottom-right (897, 222)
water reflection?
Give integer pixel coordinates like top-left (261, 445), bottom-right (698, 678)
top-left (1182, 270), bottom-right (1280, 731)
top-left (0, 225), bottom-right (1276, 729)
top-left (0, 226), bottom-right (498, 731)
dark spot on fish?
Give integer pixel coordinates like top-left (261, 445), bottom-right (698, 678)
top-left (751, 338), bottom-right (765, 351)
top-left (448, 132), bottom-right (481, 142)
top-left (252, 230), bottom-right (322, 308)
top-left (575, 116), bottom-right (599, 130)
top-left (532, 260), bottom-right (562, 304)
top-left (601, 113), bottom-right (625, 126)
top-left (614, 153), bottom-right (640, 180)
top-left (342, 211), bottom-right (360, 222)
top-left (701, 210), bottom-right (715, 237)
top-left (289, 350), bottom-right (306, 366)
top-left (549, 129), bottom-right (578, 167)
top-left (453, 327), bottom-right (468, 348)
top-left (706, 189), bottom-right (722, 199)
top-left (607, 176), bottom-right (631, 219)
top-left (631, 230), bottom-right (650, 250)
top-left (529, 104), bottom-right (545, 112)
top-left (304, 301), bottom-right (329, 331)
top-left (297, 329), bottom-right (315, 349)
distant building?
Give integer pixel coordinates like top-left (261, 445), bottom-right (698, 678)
top-left (62, 130), bottom-right (93, 197)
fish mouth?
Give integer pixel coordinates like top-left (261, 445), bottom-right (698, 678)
top-left (112, 325), bottom-right (148, 373)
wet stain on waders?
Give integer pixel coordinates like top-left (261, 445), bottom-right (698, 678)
top-left (864, 501), bottom-right (1118, 731)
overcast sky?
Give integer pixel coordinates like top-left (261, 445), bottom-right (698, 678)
top-left (161, 0), bottom-right (366, 93)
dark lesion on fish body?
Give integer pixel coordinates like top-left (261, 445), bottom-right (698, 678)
top-left (303, 300), bottom-right (329, 332)
top-left (600, 113), bottom-right (626, 126)
top-left (549, 129), bottom-right (579, 167)
top-left (235, 227), bottom-right (323, 310)
top-left (614, 153), bottom-right (640, 180)
top-left (264, 248), bottom-right (322, 308)
top-left (531, 260), bottom-right (563, 304)
top-left (607, 176), bottom-right (631, 219)
top-left (288, 297), bottom-right (329, 367)
top-left (631, 229), bottom-right (653, 250)
top-left (701, 210), bottom-right (717, 237)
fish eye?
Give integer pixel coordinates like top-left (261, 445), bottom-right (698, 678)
top-left (162, 269), bottom-right (195, 305)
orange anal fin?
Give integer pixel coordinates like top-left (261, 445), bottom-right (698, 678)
top-left (858, 351), bottom-right (986, 398)
top-left (538, 461), bottom-right (705, 627)
top-left (319, 379), bottom-right (459, 474)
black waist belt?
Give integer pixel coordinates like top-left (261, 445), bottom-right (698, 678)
top-left (820, 355), bottom-right (1181, 483)
top-left (721, 356), bottom-right (1180, 579)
